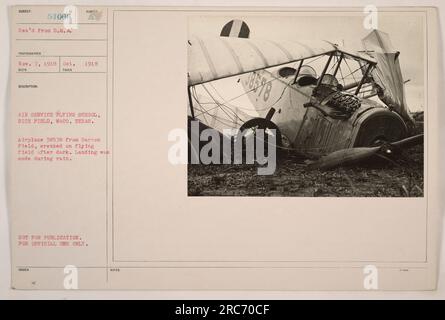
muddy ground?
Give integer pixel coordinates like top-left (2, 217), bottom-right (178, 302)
top-left (188, 144), bottom-right (423, 197)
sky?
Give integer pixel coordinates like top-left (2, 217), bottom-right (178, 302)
top-left (189, 12), bottom-right (425, 112)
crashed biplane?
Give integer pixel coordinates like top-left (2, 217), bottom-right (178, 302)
top-left (187, 20), bottom-right (423, 169)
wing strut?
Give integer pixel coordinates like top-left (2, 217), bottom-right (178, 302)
top-left (316, 52), bottom-right (335, 86)
top-left (188, 85), bottom-right (195, 119)
top-left (354, 63), bottom-right (373, 95)
top-left (292, 59), bottom-right (304, 85)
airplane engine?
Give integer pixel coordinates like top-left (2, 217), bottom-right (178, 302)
top-left (352, 108), bottom-right (408, 147)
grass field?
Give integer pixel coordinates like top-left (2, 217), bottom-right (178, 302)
top-left (188, 144), bottom-right (424, 197)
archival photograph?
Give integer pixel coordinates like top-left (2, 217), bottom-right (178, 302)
top-left (187, 13), bottom-right (425, 197)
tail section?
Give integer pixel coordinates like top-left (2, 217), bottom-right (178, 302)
top-left (220, 20), bottom-right (275, 118)
top-left (220, 19), bottom-right (250, 38)
top-left (362, 30), bottom-right (414, 125)
top-left (220, 20), bottom-right (264, 115)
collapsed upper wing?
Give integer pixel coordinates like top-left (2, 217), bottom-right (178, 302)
top-left (362, 29), bottom-right (413, 123)
top-left (187, 36), bottom-right (337, 86)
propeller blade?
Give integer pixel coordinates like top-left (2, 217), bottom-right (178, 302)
top-left (307, 133), bottom-right (424, 170)
top-left (391, 134), bottom-right (424, 148)
top-left (307, 146), bottom-right (380, 170)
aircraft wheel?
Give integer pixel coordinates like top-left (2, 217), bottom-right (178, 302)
top-left (238, 118), bottom-right (283, 148)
